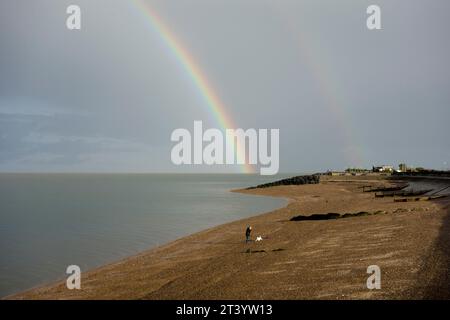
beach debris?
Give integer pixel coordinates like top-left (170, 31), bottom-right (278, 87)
top-left (256, 236), bottom-right (263, 242)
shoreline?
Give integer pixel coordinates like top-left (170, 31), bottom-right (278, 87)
top-left (6, 175), bottom-right (450, 299)
top-left (3, 183), bottom-right (292, 300)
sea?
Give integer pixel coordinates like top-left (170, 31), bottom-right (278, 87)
top-left (0, 173), bottom-right (292, 297)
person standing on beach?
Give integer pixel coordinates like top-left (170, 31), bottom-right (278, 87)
top-left (245, 226), bottom-right (252, 243)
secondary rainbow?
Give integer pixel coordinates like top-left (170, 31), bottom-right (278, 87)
top-left (133, 0), bottom-right (254, 173)
top-left (264, 3), bottom-right (366, 167)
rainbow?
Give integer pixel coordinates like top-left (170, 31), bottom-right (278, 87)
top-left (133, 0), bottom-right (254, 173)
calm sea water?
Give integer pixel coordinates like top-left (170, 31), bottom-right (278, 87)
top-left (0, 173), bottom-right (291, 297)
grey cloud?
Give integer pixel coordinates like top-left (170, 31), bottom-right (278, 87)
top-left (0, 0), bottom-right (449, 172)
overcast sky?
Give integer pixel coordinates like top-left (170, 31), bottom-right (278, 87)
top-left (1, 0), bottom-right (449, 173)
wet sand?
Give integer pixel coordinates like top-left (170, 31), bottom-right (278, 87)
top-left (7, 176), bottom-right (450, 299)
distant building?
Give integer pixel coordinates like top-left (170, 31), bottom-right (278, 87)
top-left (398, 163), bottom-right (420, 173)
top-left (345, 168), bottom-right (371, 173)
top-left (372, 165), bottom-right (394, 173)
top-left (327, 171), bottom-right (346, 176)
top-left (345, 167), bottom-right (371, 176)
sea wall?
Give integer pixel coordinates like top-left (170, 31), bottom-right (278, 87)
top-left (247, 174), bottom-right (320, 189)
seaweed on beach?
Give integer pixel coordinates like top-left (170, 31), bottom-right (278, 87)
top-left (290, 210), bottom-right (387, 221)
top-left (290, 213), bottom-right (341, 221)
top-left (244, 249), bottom-right (267, 254)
